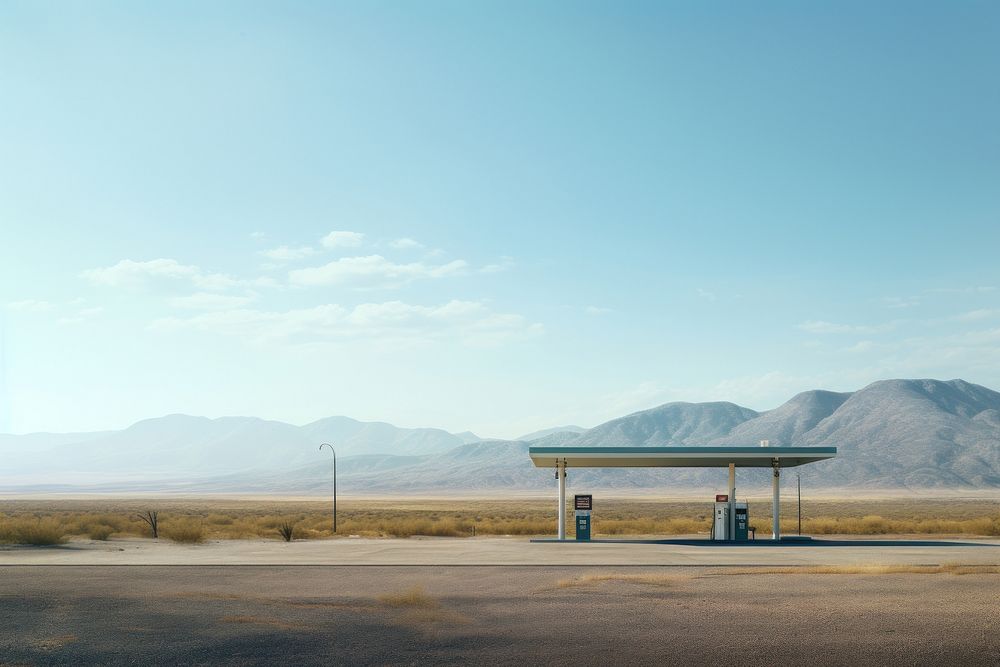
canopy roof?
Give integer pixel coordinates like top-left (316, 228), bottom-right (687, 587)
top-left (528, 446), bottom-right (837, 469)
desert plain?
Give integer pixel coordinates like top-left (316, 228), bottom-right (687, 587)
top-left (2, 496), bottom-right (999, 665)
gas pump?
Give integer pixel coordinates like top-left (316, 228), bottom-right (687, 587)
top-left (712, 494), bottom-right (749, 541)
top-left (574, 494), bottom-right (592, 540)
top-left (712, 496), bottom-right (729, 540)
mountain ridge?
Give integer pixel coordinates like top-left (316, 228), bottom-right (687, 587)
top-left (2, 378), bottom-right (999, 491)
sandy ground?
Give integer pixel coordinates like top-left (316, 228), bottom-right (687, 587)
top-left (2, 535), bottom-right (1000, 566)
top-left (1, 564), bottom-right (999, 665)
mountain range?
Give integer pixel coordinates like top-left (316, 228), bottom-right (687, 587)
top-left (2, 378), bottom-right (999, 493)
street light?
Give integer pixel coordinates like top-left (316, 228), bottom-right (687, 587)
top-left (319, 443), bottom-right (337, 533)
top-left (797, 472), bottom-right (802, 536)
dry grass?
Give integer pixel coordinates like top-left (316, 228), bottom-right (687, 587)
top-left (31, 634), bottom-right (78, 650)
top-left (0, 517), bottom-right (66, 545)
top-left (556, 563), bottom-right (1000, 590)
top-left (796, 515), bottom-right (1000, 535)
top-left (87, 525), bottom-right (114, 541)
top-left (377, 586), bottom-right (471, 627)
top-left (378, 586), bottom-right (440, 608)
top-left (0, 497), bottom-right (998, 541)
top-left (723, 563), bottom-right (1000, 575)
top-left (557, 573), bottom-right (686, 588)
top-left (162, 519), bottom-right (206, 544)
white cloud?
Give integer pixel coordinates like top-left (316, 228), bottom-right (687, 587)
top-left (259, 245), bottom-right (318, 261)
top-left (288, 255), bottom-right (468, 289)
top-left (82, 258), bottom-right (273, 292)
top-left (152, 299), bottom-right (542, 347)
top-left (481, 256), bottom-right (514, 274)
top-left (389, 238), bottom-right (423, 250)
top-left (6, 299), bottom-right (54, 312)
top-left (928, 286), bottom-right (996, 294)
top-left (56, 306), bottom-right (104, 326)
top-left (250, 231), bottom-right (266, 240)
top-left (321, 231), bottom-right (365, 249)
top-left (169, 293), bottom-right (257, 310)
top-left (153, 304), bottom-right (346, 340)
top-left (83, 258), bottom-right (200, 286)
top-left (797, 320), bottom-right (892, 335)
top-left (952, 309), bottom-right (1000, 322)
top-left (882, 296), bottom-right (920, 309)
top-left (585, 306), bottom-right (612, 315)
top-left (696, 288), bottom-right (716, 301)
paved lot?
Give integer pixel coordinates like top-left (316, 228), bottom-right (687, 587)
top-left (1, 564), bottom-right (999, 665)
top-left (2, 535), bottom-right (999, 566)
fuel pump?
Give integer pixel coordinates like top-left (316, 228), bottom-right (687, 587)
top-left (574, 494), bottom-right (592, 540)
top-left (712, 494), bottom-right (749, 541)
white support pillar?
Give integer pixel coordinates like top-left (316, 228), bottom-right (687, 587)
top-left (728, 463), bottom-right (736, 541)
top-left (557, 459), bottom-right (567, 540)
top-left (772, 459), bottom-right (781, 541)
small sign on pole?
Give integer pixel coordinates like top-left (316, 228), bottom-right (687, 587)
top-left (574, 494), bottom-right (592, 511)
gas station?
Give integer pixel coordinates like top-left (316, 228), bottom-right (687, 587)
top-left (527, 445), bottom-right (838, 542)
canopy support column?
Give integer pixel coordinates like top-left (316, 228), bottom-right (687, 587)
top-left (772, 459), bottom-right (781, 541)
top-left (557, 459), bottom-right (567, 540)
top-left (728, 463), bottom-right (736, 541)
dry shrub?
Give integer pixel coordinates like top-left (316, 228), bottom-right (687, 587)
top-left (477, 518), bottom-right (554, 536)
top-left (797, 515), bottom-right (1000, 536)
top-left (87, 525), bottom-right (114, 541)
top-left (206, 514), bottom-right (234, 526)
top-left (278, 522), bottom-right (295, 542)
top-left (597, 517), bottom-right (709, 536)
top-left (163, 519), bottom-right (206, 544)
top-left (0, 518), bottom-right (66, 545)
top-left (347, 517), bottom-right (475, 538)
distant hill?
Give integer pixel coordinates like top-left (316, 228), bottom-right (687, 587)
top-left (2, 379), bottom-right (999, 492)
top-left (789, 379), bottom-right (1000, 488)
top-left (517, 425), bottom-right (586, 441)
top-left (301, 416), bottom-right (467, 456)
top-left (542, 402), bottom-right (759, 448)
top-left (0, 414), bottom-right (475, 483)
top-left (43, 414), bottom-right (317, 476)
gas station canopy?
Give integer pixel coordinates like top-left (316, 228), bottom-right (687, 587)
top-left (528, 446), bottom-right (837, 469)
top-left (528, 445), bottom-right (838, 542)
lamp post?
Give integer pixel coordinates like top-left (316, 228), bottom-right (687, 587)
top-left (797, 472), bottom-right (802, 536)
top-left (319, 443), bottom-right (337, 533)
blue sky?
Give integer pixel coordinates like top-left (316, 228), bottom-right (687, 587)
top-left (2, 1), bottom-right (999, 437)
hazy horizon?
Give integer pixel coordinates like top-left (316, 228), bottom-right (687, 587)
top-left (0, 375), bottom-right (984, 439)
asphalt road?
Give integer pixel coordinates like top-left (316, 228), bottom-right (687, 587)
top-left (2, 565), bottom-right (998, 666)
top-left (3, 536), bottom-right (999, 566)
